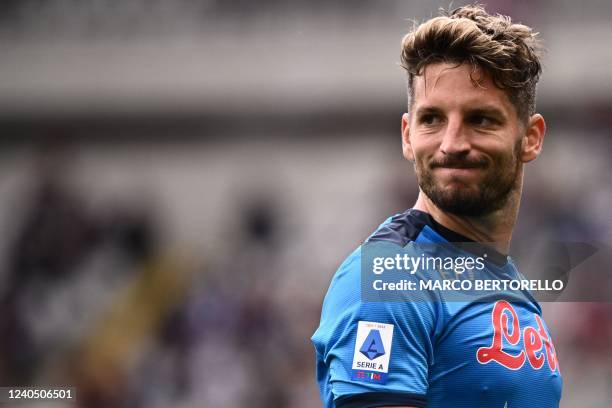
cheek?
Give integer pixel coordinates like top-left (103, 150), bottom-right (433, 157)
top-left (409, 138), bottom-right (437, 162)
top-left (408, 147), bottom-right (427, 167)
top-left (473, 137), bottom-right (519, 163)
top-left (498, 139), bottom-right (523, 165)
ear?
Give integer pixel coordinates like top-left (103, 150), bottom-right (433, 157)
top-left (401, 113), bottom-right (414, 162)
top-left (521, 113), bottom-right (546, 163)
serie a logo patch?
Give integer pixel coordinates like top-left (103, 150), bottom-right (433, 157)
top-left (351, 321), bottom-right (394, 384)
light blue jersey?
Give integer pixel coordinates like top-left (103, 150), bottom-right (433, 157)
top-left (312, 209), bottom-right (562, 407)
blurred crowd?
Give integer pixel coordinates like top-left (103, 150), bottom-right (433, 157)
top-left (0, 140), bottom-right (324, 407)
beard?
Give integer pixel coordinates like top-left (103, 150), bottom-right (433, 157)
top-left (414, 139), bottom-right (523, 217)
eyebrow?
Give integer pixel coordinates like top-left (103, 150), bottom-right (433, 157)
top-left (414, 106), bottom-right (444, 117)
top-left (414, 105), bottom-right (508, 120)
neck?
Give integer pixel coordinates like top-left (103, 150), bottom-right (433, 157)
top-left (413, 177), bottom-right (523, 255)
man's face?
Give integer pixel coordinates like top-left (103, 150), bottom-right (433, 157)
top-left (403, 62), bottom-right (528, 216)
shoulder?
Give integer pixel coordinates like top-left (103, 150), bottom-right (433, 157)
top-left (320, 209), bottom-right (429, 312)
top-left (367, 209), bottom-right (431, 247)
top-left (313, 211), bottom-right (440, 352)
top-left (320, 208), bottom-right (440, 310)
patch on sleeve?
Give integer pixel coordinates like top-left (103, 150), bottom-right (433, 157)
top-left (351, 321), bottom-right (394, 384)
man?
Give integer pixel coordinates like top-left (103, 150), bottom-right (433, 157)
top-left (312, 4), bottom-right (562, 408)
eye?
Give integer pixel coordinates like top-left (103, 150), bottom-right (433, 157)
top-left (468, 115), bottom-right (496, 127)
top-left (420, 114), bottom-right (442, 126)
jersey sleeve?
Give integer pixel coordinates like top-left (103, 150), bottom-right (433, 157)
top-left (312, 246), bottom-right (439, 408)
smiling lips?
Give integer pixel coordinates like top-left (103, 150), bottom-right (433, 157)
top-left (436, 166), bottom-right (481, 176)
top-left (432, 163), bottom-right (485, 179)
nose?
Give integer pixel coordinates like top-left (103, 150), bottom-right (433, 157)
top-left (439, 115), bottom-right (470, 156)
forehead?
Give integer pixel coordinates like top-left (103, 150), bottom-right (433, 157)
top-left (412, 62), bottom-right (517, 116)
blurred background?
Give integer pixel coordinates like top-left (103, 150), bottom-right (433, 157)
top-left (0, 0), bottom-right (611, 407)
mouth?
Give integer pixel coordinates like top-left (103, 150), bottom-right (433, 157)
top-left (435, 165), bottom-right (481, 169)
top-left (433, 166), bottom-right (483, 178)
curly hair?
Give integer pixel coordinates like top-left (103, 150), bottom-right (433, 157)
top-left (400, 4), bottom-right (543, 121)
